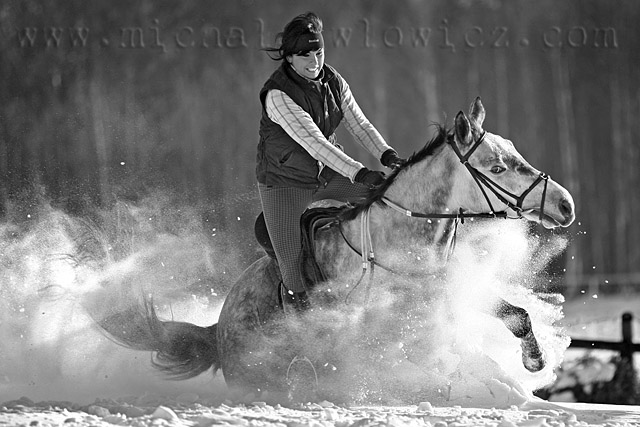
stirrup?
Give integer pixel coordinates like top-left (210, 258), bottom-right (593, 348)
top-left (286, 355), bottom-right (318, 402)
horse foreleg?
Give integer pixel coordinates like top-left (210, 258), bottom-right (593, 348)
top-left (490, 298), bottom-right (545, 372)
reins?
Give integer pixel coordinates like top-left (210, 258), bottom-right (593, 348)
top-left (345, 205), bottom-right (376, 304)
top-left (340, 130), bottom-right (551, 302)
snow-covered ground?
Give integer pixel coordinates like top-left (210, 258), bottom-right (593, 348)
top-left (2, 394), bottom-right (640, 426)
top-left (4, 293), bottom-right (635, 427)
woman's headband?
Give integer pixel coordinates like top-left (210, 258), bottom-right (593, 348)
top-left (290, 31), bottom-right (324, 55)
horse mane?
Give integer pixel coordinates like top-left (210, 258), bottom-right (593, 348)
top-left (339, 124), bottom-right (451, 221)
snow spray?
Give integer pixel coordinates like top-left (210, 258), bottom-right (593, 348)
top-left (0, 187), bottom-right (570, 408)
top-left (0, 188), bottom-right (253, 404)
top-left (276, 219), bottom-right (571, 407)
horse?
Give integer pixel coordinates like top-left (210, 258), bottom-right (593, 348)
top-left (94, 98), bottom-right (575, 402)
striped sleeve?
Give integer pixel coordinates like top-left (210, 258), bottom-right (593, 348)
top-left (339, 78), bottom-right (393, 159)
top-left (265, 89), bottom-right (364, 181)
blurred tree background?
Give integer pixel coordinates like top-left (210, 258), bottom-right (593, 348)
top-left (1, 0), bottom-right (638, 296)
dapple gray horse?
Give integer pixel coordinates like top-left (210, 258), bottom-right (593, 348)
top-left (95, 98), bottom-right (575, 400)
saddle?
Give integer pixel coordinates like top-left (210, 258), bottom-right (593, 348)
top-left (254, 207), bottom-right (343, 288)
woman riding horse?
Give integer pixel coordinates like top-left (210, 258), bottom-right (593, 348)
top-left (256, 12), bottom-right (405, 313)
top-left (93, 96), bottom-right (575, 401)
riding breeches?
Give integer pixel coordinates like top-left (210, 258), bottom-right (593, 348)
top-left (258, 175), bottom-right (372, 293)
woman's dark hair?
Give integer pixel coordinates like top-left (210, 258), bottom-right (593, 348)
top-left (264, 12), bottom-right (323, 61)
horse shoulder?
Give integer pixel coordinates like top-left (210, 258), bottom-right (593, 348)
top-left (314, 220), bottom-right (361, 281)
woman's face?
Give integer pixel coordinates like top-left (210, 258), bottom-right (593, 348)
top-left (288, 48), bottom-right (324, 79)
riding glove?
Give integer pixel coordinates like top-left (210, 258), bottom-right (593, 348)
top-left (354, 167), bottom-right (386, 188)
top-left (380, 149), bottom-right (407, 169)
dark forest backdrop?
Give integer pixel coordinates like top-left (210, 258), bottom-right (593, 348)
top-left (1, 0), bottom-right (638, 296)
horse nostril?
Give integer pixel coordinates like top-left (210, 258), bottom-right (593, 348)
top-left (559, 198), bottom-right (574, 221)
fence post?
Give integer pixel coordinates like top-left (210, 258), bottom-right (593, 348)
top-left (621, 312), bottom-right (633, 363)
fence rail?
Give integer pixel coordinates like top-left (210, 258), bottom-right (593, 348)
top-left (569, 312), bottom-right (640, 363)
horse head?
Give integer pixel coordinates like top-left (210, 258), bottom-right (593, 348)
top-left (383, 97), bottom-right (575, 230)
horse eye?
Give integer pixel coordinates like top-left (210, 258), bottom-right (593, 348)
top-left (490, 165), bottom-right (506, 174)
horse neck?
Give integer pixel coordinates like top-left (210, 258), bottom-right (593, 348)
top-left (383, 149), bottom-right (455, 214)
top-left (342, 148), bottom-right (464, 274)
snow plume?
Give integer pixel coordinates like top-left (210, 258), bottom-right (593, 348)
top-left (441, 220), bottom-right (570, 402)
top-left (0, 183), bottom-right (571, 408)
top-left (283, 219), bottom-right (570, 407)
top-left (0, 187), bottom-right (252, 404)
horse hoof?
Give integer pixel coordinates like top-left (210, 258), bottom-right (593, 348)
top-left (522, 352), bottom-right (546, 372)
top-left (286, 355), bottom-right (318, 403)
top-left (521, 331), bottom-right (546, 373)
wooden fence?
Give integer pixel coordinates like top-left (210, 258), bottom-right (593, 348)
top-left (569, 312), bottom-right (640, 365)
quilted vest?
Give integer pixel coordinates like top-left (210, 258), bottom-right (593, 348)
top-left (256, 62), bottom-right (344, 188)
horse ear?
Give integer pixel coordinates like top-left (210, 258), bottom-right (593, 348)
top-left (469, 96), bottom-right (485, 129)
top-left (454, 111), bottom-right (473, 147)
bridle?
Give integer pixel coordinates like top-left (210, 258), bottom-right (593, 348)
top-left (339, 130), bottom-right (551, 302)
top-left (446, 131), bottom-right (549, 222)
top-left (381, 131), bottom-right (550, 223)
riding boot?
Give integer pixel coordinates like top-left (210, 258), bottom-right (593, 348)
top-left (281, 285), bottom-right (310, 314)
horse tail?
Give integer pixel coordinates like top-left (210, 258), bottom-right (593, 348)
top-left (96, 297), bottom-right (220, 380)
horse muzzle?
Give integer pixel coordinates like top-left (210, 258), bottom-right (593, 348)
top-left (521, 193), bottom-right (575, 229)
